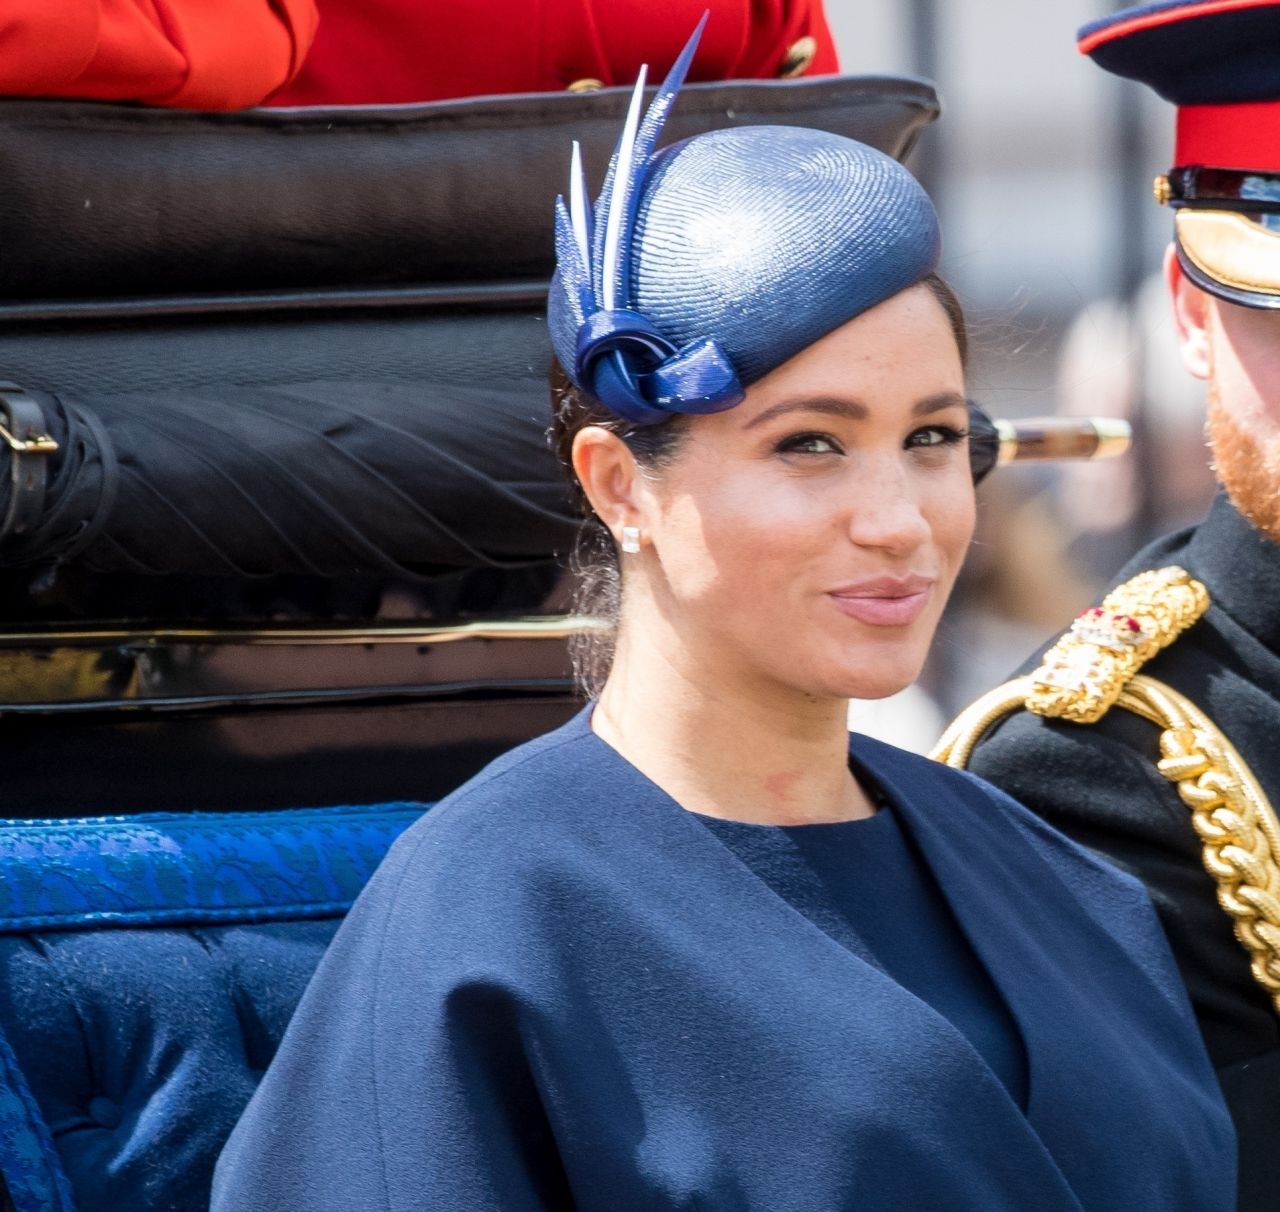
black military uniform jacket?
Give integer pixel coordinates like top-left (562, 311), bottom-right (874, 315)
top-left (966, 493), bottom-right (1279, 1212)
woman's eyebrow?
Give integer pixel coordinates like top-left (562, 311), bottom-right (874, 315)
top-left (744, 391), bottom-right (967, 429)
top-left (743, 397), bottom-right (867, 429)
top-left (913, 391), bottom-right (969, 417)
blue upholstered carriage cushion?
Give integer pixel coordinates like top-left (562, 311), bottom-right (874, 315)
top-left (0, 804), bottom-right (426, 1212)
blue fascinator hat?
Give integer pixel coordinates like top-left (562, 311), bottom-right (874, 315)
top-left (548, 15), bottom-right (942, 427)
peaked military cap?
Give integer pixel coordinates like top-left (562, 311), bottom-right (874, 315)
top-left (1079, 0), bottom-right (1280, 308)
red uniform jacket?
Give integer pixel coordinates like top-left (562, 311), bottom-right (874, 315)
top-left (269, 0), bottom-right (838, 106)
top-left (0, 0), bottom-right (836, 111)
top-left (0, 0), bottom-right (317, 110)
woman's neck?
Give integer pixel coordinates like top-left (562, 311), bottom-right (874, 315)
top-left (591, 619), bottom-right (876, 826)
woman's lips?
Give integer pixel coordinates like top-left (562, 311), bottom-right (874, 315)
top-left (827, 576), bottom-right (935, 627)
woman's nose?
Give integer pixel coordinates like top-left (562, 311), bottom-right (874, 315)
top-left (844, 465), bottom-right (931, 555)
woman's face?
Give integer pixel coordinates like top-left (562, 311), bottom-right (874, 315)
top-left (631, 283), bottom-right (974, 702)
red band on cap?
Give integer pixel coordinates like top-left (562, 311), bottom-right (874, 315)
top-left (1078, 0), bottom-right (1280, 56)
top-left (1176, 100), bottom-right (1280, 171)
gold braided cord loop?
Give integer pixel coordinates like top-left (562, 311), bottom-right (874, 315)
top-left (931, 674), bottom-right (1280, 1018)
top-left (1122, 676), bottom-right (1280, 1014)
top-left (1026, 567), bottom-right (1209, 725)
top-left (931, 677), bottom-right (1035, 769)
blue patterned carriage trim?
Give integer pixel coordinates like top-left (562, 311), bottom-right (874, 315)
top-left (0, 803), bottom-right (428, 933)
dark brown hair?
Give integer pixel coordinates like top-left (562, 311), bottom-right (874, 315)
top-left (551, 272), bottom-right (968, 695)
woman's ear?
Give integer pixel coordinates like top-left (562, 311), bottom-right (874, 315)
top-left (1165, 244), bottom-right (1212, 381)
top-left (571, 427), bottom-right (643, 545)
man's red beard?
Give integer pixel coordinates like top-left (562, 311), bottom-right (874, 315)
top-left (1207, 381), bottom-right (1280, 542)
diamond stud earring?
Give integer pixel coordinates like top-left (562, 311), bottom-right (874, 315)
top-left (620, 526), bottom-right (642, 554)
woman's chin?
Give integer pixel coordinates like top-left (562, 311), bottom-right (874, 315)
top-left (797, 664), bottom-right (921, 705)
top-left (818, 652), bottom-right (927, 703)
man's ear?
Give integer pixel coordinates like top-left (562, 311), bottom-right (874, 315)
top-left (1165, 243), bottom-right (1212, 381)
top-left (571, 426), bottom-right (643, 545)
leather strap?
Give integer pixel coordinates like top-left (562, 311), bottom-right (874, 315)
top-left (0, 382), bottom-right (57, 540)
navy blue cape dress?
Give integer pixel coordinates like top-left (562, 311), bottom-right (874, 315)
top-left (212, 710), bottom-right (1234, 1211)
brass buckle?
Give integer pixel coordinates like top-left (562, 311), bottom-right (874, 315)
top-left (0, 419), bottom-right (57, 455)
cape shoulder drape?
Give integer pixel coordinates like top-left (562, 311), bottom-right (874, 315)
top-left (213, 711), bottom-right (1234, 1212)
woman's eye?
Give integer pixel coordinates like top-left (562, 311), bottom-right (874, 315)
top-left (906, 425), bottom-right (968, 450)
top-left (776, 432), bottom-right (844, 456)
